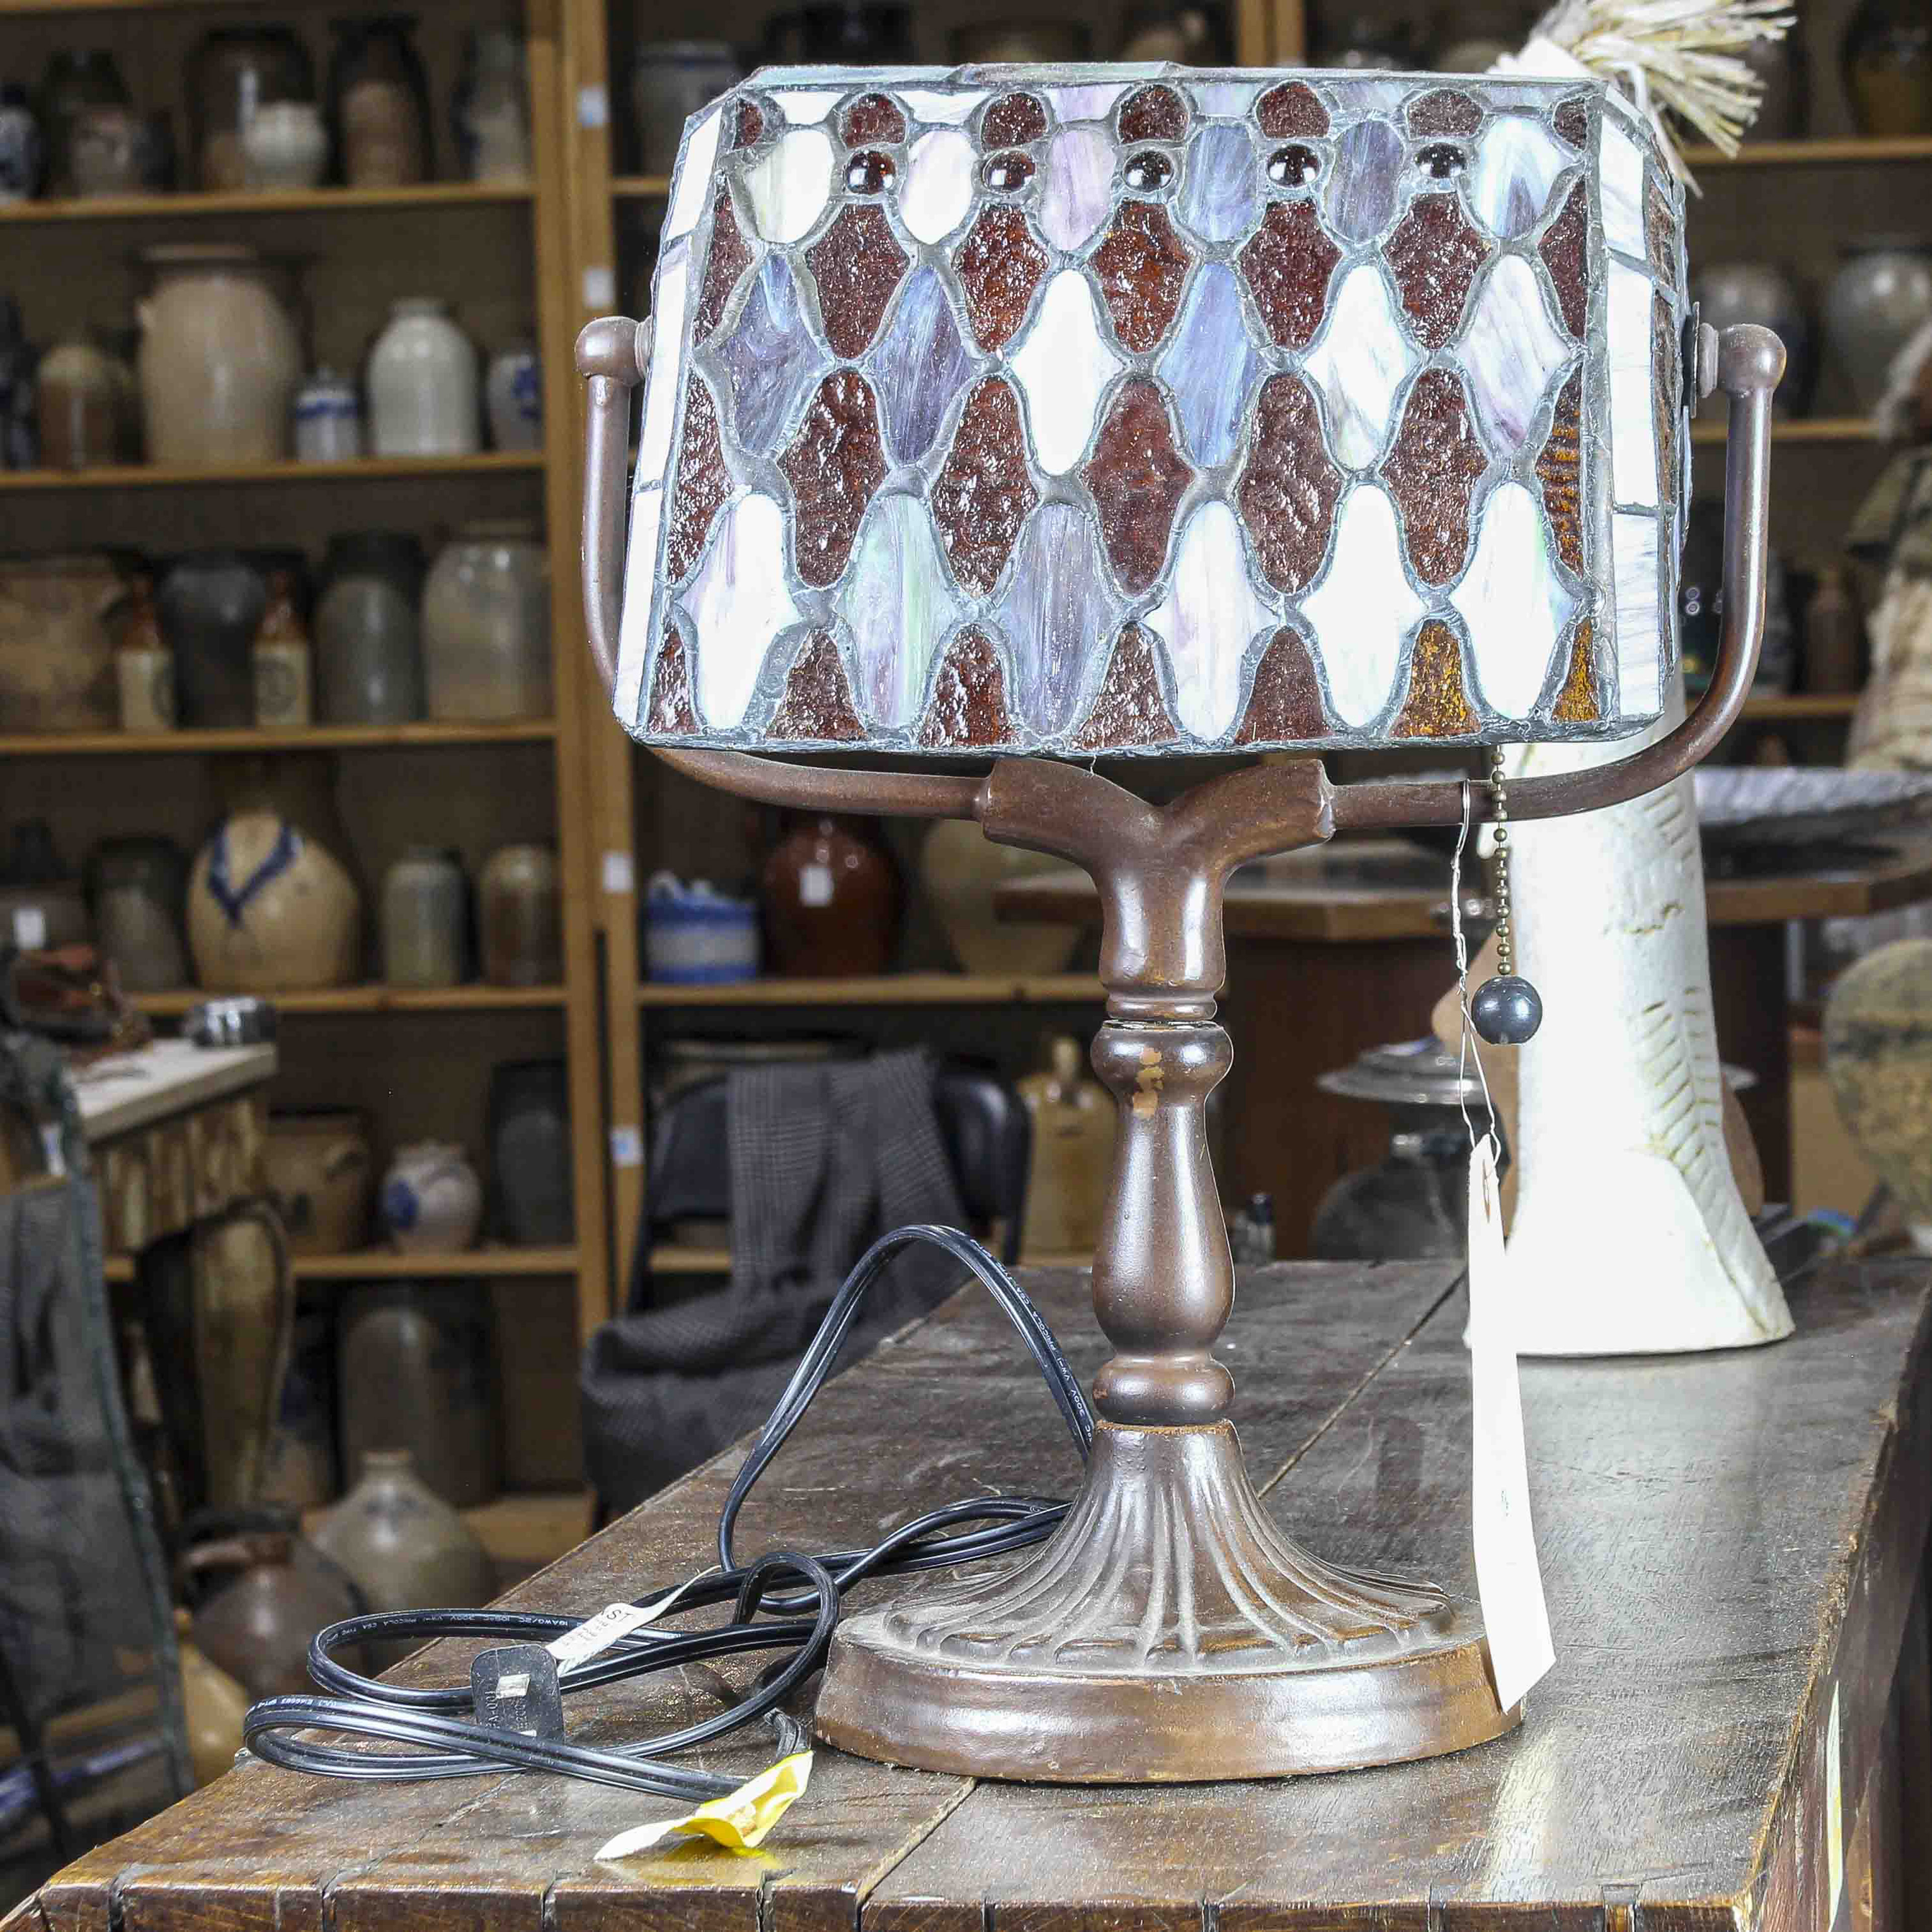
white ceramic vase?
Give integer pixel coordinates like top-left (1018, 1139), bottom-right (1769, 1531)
top-left (366, 298), bottom-right (479, 456)
top-left (1496, 688), bottom-right (1794, 1355)
top-left (377, 1142), bottom-right (482, 1253)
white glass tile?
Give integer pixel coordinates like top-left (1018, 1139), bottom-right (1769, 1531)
top-left (839, 494), bottom-right (962, 727)
top-left (664, 107), bottom-right (721, 242)
top-left (1304, 264), bottom-right (1419, 468)
top-left (1039, 126), bottom-right (1115, 251)
top-left (901, 129), bottom-right (977, 244)
top-left (744, 126), bottom-right (833, 244)
top-left (685, 492), bottom-right (800, 728)
top-left (776, 89), bottom-right (845, 123)
top-left (1010, 270), bottom-right (1123, 474)
top-left (1451, 481), bottom-right (1577, 717)
top-left (901, 88), bottom-right (987, 126)
top-left (1598, 117), bottom-right (1646, 260)
top-left (1457, 254), bottom-right (1571, 457)
top-left (1191, 80), bottom-right (1260, 117)
top-left (637, 242), bottom-right (688, 479)
top-left (1613, 511), bottom-right (1662, 713)
top-left (1300, 484), bottom-right (1424, 726)
top-left (1608, 260), bottom-right (1659, 507)
top-left (616, 482), bottom-right (663, 724)
top-left (1148, 502), bottom-right (1273, 741)
top-left (1468, 114), bottom-right (1568, 239)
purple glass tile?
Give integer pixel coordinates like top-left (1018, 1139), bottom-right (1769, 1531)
top-left (1039, 126), bottom-right (1116, 251)
top-left (996, 501), bottom-right (1119, 738)
top-left (1324, 118), bottom-right (1405, 243)
top-left (1157, 263), bottom-right (1263, 469)
top-left (868, 266), bottom-right (975, 466)
top-left (1175, 122), bottom-right (1261, 245)
top-left (715, 255), bottom-right (827, 456)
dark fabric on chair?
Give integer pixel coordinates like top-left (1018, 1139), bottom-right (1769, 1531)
top-left (583, 1048), bottom-right (967, 1511)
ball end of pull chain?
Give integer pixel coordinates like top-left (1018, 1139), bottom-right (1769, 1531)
top-left (1472, 974), bottom-right (1543, 1045)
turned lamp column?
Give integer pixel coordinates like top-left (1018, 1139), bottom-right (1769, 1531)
top-left (977, 757), bottom-right (1335, 1426)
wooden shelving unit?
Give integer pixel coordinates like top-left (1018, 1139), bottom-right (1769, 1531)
top-left (0, 181), bottom-right (533, 223)
top-left (1689, 417), bottom-right (1874, 445)
top-left (0, 719), bottom-right (555, 755)
top-left (0, 452), bottom-right (543, 492)
top-left (289, 1246), bottom-right (580, 1280)
top-left (130, 984), bottom-right (567, 1016)
top-left (1683, 134), bottom-right (1932, 168)
top-left (1741, 693), bottom-right (1863, 720)
top-left (637, 973), bottom-right (1106, 1009)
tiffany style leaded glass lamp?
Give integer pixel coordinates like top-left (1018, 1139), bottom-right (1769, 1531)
top-left (577, 63), bottom-right (1782, 1784)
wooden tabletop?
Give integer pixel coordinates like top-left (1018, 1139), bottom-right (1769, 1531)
top-left (67, 1040), bottom-right (277, 1144)
top-left (997, 836), bottom-right (1932, 942)
top-left (17, 1257), bottom-right (1931, 1932)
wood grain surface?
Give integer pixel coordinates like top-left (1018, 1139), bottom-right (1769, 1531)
top-left (16, 1259), bottom-right (1931, 1932)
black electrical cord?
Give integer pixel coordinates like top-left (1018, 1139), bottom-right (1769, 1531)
top-left (243, 1225), bottom-right (1091, 1801)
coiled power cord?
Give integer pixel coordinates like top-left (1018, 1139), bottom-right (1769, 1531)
top-left (243, 1226), bottom-right (1092, 1800)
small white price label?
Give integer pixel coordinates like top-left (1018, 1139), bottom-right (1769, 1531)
top-left (577, 85), bottom-right (609, 129)
top-left (550, 1574), bottom-right (712, 1670)
top-left (583, 265), bottom-right (617, 310)
top-left (12, 906), bottom-right (46, 949)
top-left (602, 850), bottom-right (635, 895)
top-left (799, 863), bottom-right (834, 907)
top-left (609, 1125), bottom-right (643, 1168)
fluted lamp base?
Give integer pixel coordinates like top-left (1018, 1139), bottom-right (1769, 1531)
top-left (815, 1419), bottom-right (1516, 1782)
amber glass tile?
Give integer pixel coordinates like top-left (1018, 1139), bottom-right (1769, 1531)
top-left (1083, 377), bottom-right (1193, 596)
top-left (1392, 620), bottom-right (1477, 736)
top-left (1119, 85), bottom-right (1188, 143)
top-left (933, 376), bottom-right (1040, 596)
top-left (1071, 623), bottom-right (1181, 750)
top-left (808, 205), bottom-right (908, 359)
top-left (1386, 194), bottom-right (1487, 351)
top-left (1645, 178), bottom-right (1674, 281)
top-left (647, 622), bottom-right (698, 734)
top-left (918, 628), bottom-right (1014, 747)
top-left (1551, 617), bottom-right (1600, 721)
top-left (1234, 624), bottom-right (1328, 741)
top-left (734, 100), bottom-right (765, 149)
top-left (1237, 374), bottom-right (1342, 595)
top-left (1538, 180), bottom-right (1588, 340)
top-left (1652, 290), bottom-right (1678, 505)
top-left (1407, 89), bottom-right (1483, 136)
top-left (1256, 81), bottom-right (1328, 138)
top-left (665, 378), bottom-right (732, 584)
top-left (1238, 201), bottom-right (1341, 351)
top-left (778, 371), bottom-right (888, 590)
top-left (771, 630), bottom-right (866, 740)
top-left (1092, 202), bottom-right (1193, 354)
top-left (693, 192), bottom-right (751, 343)
top-left (1536, 369), bottom-right (1583, 573)
top-left (1552, 97), bottom-right (1587, 147)
top-left (1383, 370), bottom-right (1487, 586)
top-left (955, 206), bottom-right (1050, 352)
top-left (984, 91), bottom-right (1049, 146)
top-left (841, 93), bottom-right (906, 147)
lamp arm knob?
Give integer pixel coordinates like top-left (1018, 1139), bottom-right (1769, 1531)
top-left (574, 315), bottom-right (651, 704)
top-left (1331, 322), bottom-right (1786, 834)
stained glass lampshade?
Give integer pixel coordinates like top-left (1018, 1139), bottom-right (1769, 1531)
top-left (616, 65), bottom-right (1686, 758)
top-left (577, 64), bottom-right (1781, 1788)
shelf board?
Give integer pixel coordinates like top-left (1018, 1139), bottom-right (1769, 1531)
top-left (649, 1244), bottom-right (1091, 1274)
top-left (0, 182), bottom-right (531, 224)
top-left (133, 984), bottom-right (566, 1016)
top-left (612, 175), bottom-right (673, 199)
top-left (1740, 692), bottom-right (1862, 719)
top-left (0, 719), bottom-right (556, 755)
top-left (0, 452), bottom-right (544, 493)
top-left (1691, 417), bottom-right (1874, 446)
top-left (1683, 135), bottom-right (1932, 168)
top-left (291, 1246), bottom-right (579, 1280)
top-left (461, 1490), bottom-right (591, 1567)
top-left (638, 972), bottom-right (1106, 1008)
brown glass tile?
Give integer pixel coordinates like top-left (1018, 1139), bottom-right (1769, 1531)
top-left (1382, 369), bottom-right (1487, 586)
top-left (1645, 177), bottom-right (1675, 280)
top-left (918, 627), bottom-right (1014, 747)
top-left (1407, 89), bottom-right (1483, 136)
top-left (1091, 201), bottom-right (1193, 354)
top-left (665, 377), bottom-right (732, 584)
top-left (1237, 374), bottom-right (1343, 595)
top-left (1552, 97), bottom-right (1588, 148)
top-left (693, 191), bottom-right (752, 343)
top-left (1082, 378), bottom-right (1193, 596)
top-left (845, 149), bottom-right (896, 193)
top-left (807, 204), bottom-right (908, 359)
top-left (984, 91), bottom-right (1049, 146)
top-left (1071, 623), bottom-right (1181, 749)
top-left (955, 206), bottom-right (1049, 353)
top-left (778, 371), bottom-right (888, 589)
top-left (1537, 179), bottom-right (1588, 339)
top-left (647, 621), bottom-right (698, 734)
top-left (1237, 200), bottom-right (1342, 351)
top-left (1536, 369), bottom-right (1583, 574)
top-left (770, 629), bottom-right (865, 740)
top-left (1386, 193), bottom-right (1488, 351)
top-left (1653, 289), bottom-right (1678, 506)
top-left (983, 151), bottom-right (1035, 192)
top-left (1256, 81), bottom-right (1328, 139)
top-left (841, 92), bottom-right (906, 147)
top-left (1119, 85), bottom-right (1188, 143)
top-left (1392, 620), bottom-right (1477, 737)
top-left (1234, 624), bottom-right (1327, 742)
top-left (734, 99), bottom-right (765, 149)
top-left (1551, 616), bottom-right (1600, 721)
top-left (933, 376), bottom-right (1040, 596)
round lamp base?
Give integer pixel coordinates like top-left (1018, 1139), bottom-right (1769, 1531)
top-left (814, 1420), bottom-right (1517, 1783)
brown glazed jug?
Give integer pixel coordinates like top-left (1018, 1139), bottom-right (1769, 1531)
top-left (181, 1529), bottom-right (366, 1699)
top-left (761, 814), bottom-right (903, 976)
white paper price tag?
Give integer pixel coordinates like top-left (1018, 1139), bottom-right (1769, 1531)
top-left (799, 862), bottom-right (834, 907)
top-left (549, 1573), bottom-right (712, 1670)
top-left (602, 850), bottom-right (635, 895)
top-left (12, 906), bottom-right (45, 949)
top-left (1467, 1134), bottom-right (1554, 1715)
top-left (609, 1124), bottom-right (643, 1168)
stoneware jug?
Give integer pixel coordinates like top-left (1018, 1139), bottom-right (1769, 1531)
top-left (138, 246), bottom-right (300, 466)
top-left (422, 521), bottom-right (551, 720)
top-left (85, 834), bottom-right (189, 992)
top-left (263, 1108), bottom-right (372, 1255)
top-left (175, 1608), bottom-right (248, 1788)
top-left (484, 342), bottom-right (541, 449)
top-left (1017, 1035), bottom-right (1115, 1255)
top-left (477, 843), bottom-right (561, 985)
top-left (1825, 937), bottom-right (1932, 1246)
top-left (157, 550), bottom-right (266, 729)
top-left (920, 818), bottom-right (1081, 975)
top-left (367, 297), bottom-right (479, 455)
top-left (181, 1528), bottom-right (366, 1699)
top-left (763, 814), bottom-right (903, 976)
top-left (189, 1201), bottom-right (295, 1510)
top-left (0, 552), bottom-right (123, 732)
top-left (377, 1141), bottom-right (483, 1253)
top-left (380, 846), bottom-right (467, 987)
top-left (189, 808), bottom-right (361, 991)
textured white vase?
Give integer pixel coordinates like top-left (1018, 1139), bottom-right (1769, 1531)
top-left (1498, 687), bottom-right (1794, 1354)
